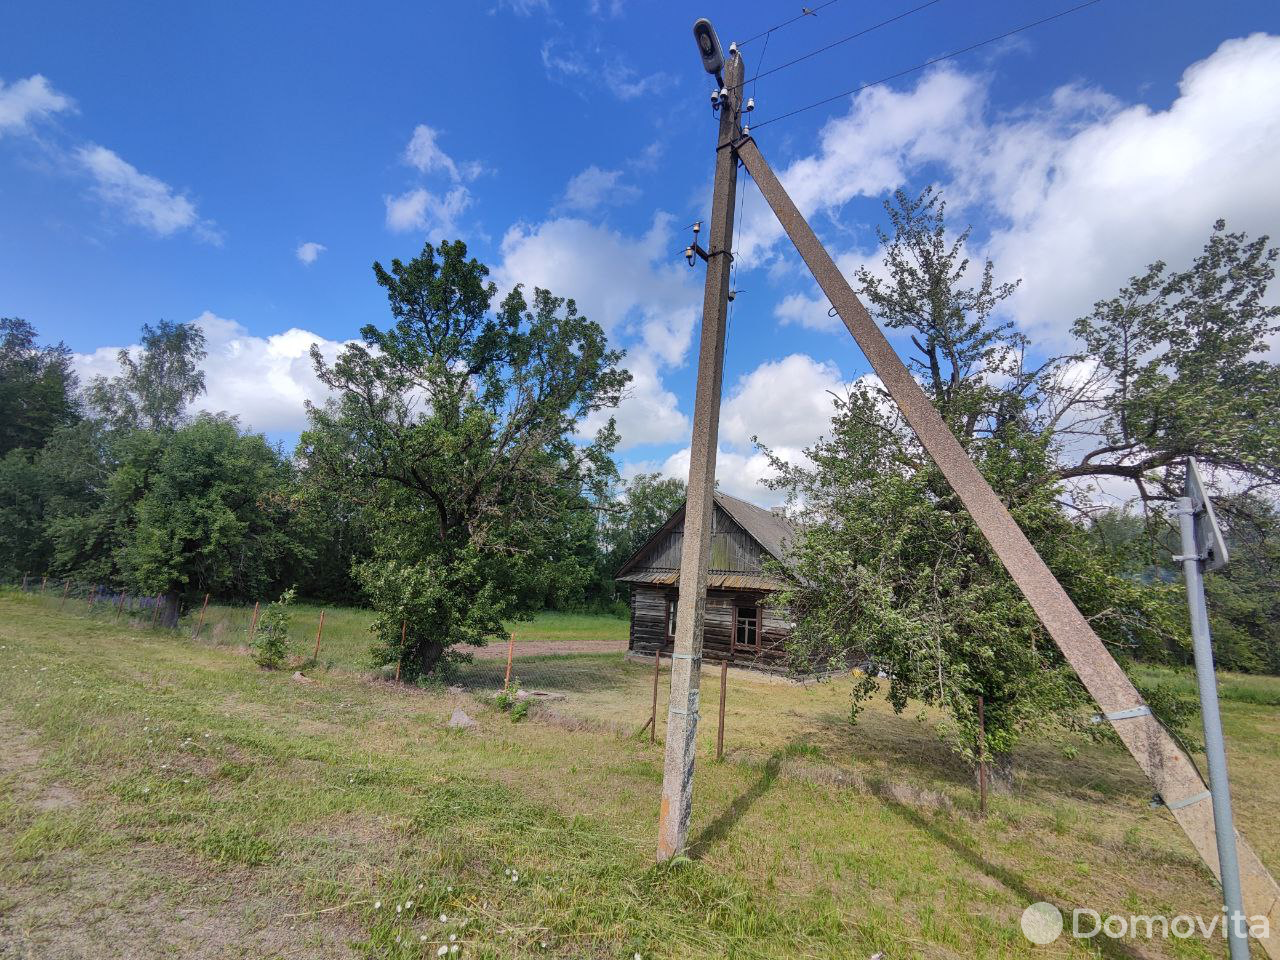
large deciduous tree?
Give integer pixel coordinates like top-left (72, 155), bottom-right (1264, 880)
top-left (88, 320), bottom-right (207, 432)
top-left (1056, 221), bottom-right (1280, 505)
top-left (301, 240), bottom-right (629, 679)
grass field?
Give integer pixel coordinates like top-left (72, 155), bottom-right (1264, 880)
top-left (180, 600), bottom-right (628, 674)
top-left (1, 591), bottom-right (1278, 958)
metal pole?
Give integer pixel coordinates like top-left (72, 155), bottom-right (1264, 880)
top-left (716, 659), bottom-right (727, 761)
top-left (737, 135), bottom-right (1279, 950)
top-left (977, 694), bottom-right (987, 818)
top-left (656, 45), bottom-right (744, 863)
top-left (116, 591), bottom-right (127, 623)
top-left (60, 580), bottom-right (70, 608)
top-left (650, 648), bottom-right (661, 744)
top-left (40, 575), bottom-right (48, 594)
top-left (504, 632), bottom-right (516, 689)
top-left (1177, 496), bottom-right (1250, 959)
top-left (248, 601), bottom-right (260, 640)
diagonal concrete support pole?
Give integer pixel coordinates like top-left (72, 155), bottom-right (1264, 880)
top-left (656, 50), bottom-right (743, 862)
top-left (737, 134), bottom-right (1279, 955)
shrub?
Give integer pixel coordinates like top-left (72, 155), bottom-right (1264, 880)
top-left (252, 587), bottom-right (296, 669)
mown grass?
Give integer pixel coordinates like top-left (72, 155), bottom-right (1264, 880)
top-left (1, 590), bottom-right (1278, 959)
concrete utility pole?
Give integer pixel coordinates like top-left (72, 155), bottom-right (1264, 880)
top-left (656, 21), bottom-right (743, 862)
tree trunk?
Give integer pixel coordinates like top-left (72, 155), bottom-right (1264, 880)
top-left (976, 751), bottom-right (1015, 794)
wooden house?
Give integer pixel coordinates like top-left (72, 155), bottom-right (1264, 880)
top-left (615, 492), bottom-right (797, 672)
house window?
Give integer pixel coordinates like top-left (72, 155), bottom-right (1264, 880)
top-left (667, 597), bottom-right (678, 639)
top-left (735, 605), bottom-right (759, 651)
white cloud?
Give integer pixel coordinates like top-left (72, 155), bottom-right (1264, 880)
top-left (75, 144), bottom-right (220, 243)
top-left (981, 33), bottom-right (1280, 343)
top-left (384, 185), bottom-right (472, 237)
top-left (649, 354), bottom-right (853, 506)
top-left (403, 123), bottom-right (480, 182)
top-left (494, 0), bottom-right (550, 15)
top-left (295, 241), bottom-right (326, 265)
top-left (540, 39), bottom-right (671, 101)
top-left (496, 213), bottom-right (701, 449)
top-left (0, 74), bottom-right (73, 137)
top-left (557, 166), bottom-right (639, 213)
top-left (743, 34), bottom-right (1280, 348)
top-left (720, 354), bottom-right (847, 450)
top-left (73, 312), bottom-right (350, 435)
top-left (497, 213), bottom-right (698, 367)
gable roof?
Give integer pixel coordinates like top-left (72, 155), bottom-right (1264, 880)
top-left (613, 492), bottom-right (797, 588)
top-left (712, 492), bottom-right (796, 567)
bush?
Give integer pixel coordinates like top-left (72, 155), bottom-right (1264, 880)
top-left (252, 587), bottom-right (296, 669)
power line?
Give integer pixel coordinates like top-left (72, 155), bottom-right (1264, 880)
top-left (750, 0), bottom-right (1106, 130)
top-left (734, 0), bottom-right (947, 91)
top-left (737, 0), bottom-right (845, 47)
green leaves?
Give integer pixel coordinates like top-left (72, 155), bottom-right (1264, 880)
top-left (303, 239), bottom-right (630, 679)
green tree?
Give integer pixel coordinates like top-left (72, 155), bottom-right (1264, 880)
top-left (88, 320), bottom-right (207, 431)
top-left (302, 239), bottom-right (629, 679)
top-left (766, 190), bottom-right (1182, 787)
top-left (0, 318), bottom-right (80, 457)
top-left (1059, 221), bottom-right (1280, 505)
top-left (119, 414), bottom-right (297, 607)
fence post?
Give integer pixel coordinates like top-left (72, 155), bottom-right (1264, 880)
top-left (977, 694), bottom-right (988, 819)
top-left (21, 573), bottom-right (29, 591)
top-left (248, 601), bottom-right (260, 642)
top-left (60, 580), bottom-right (70, 608)
top-left (716, 659), bottom-right (728, 761)
top-left (394, 619), bottom-right (406, 682)
top-left (150, 596), bottom-right (160, 628)
top-left (504, 632), bottom-right (516, 689)
top-left (312, 609), bottom-right (325, 661)
top-left (116, 591), bottom-right (127, 623)
top-left (88, 584), bottom-right (97, 610)
top-left (650, 648), bottom-right (661, 744)
top-left (40, 575), bottom-right (48, 594)
top-left (193, 593), bottom-right (210, 639)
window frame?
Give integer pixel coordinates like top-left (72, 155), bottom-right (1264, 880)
top-left (732, 600), bottom-right (762, 653)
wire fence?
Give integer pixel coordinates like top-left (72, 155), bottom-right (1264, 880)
top-left (2, 576), bottom-right (745, 754)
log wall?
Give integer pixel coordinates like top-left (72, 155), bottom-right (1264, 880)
top-left (628, 585), bottom-right (794, 670)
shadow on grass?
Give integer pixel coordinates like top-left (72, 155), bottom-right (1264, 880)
top-left (882, 798), bottom-right (1147, 960)
top-left (687, 740), bottom-right (807, 859)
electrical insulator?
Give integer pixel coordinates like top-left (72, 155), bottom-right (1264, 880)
top-left (744, 97), bottom-right (755, 112)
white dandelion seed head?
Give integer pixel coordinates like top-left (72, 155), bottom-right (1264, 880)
top-left (374, 901), bottom-right (381, 910)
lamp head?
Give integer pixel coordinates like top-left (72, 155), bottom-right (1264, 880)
top-left (692, 19), bottom-right (725, 79)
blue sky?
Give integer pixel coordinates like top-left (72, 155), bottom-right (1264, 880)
top-left (3, 0), bottom-right (1279, 503)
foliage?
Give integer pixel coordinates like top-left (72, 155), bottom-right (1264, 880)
top-left (87, 319), bottom-right (207, 432)
top-left (766, 190), bottom-right (1187, 777)
top-left (1205, 496), bottom-right (1280, 674)
top-left (0, 317), bottom-right (80, 457)
top-left (118, 414), bottom-right (297, 600)
top-left (494, 677), bottom-right (529, 722)
top-left (252, 587), bottom-right (296, 669)
top-left (302, 239), bottom-right (629, 680)
top-left (1059, 221), bottom-right (1280, 505)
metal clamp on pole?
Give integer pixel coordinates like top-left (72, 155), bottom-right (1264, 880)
top-left (1090, 705), bottom-right (1151, 724)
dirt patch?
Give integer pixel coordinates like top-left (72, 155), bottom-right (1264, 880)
top-left (0, 711), bottom-right (81, 814)
top-left (0, 846), bottom-right (361, 960)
